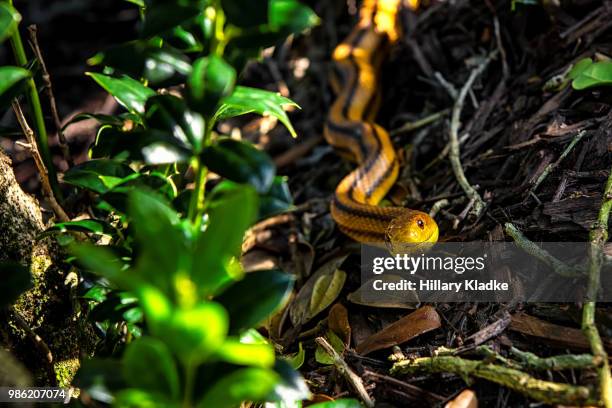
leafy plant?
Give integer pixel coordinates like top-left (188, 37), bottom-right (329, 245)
top-left (570, 58), bottom-right (612, 90)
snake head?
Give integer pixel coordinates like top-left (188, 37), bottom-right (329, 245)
top-left (385, 211), bottom-right (439, 254)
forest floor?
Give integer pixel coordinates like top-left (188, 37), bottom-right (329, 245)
top-left (3, 0), bottom-right (612, 406)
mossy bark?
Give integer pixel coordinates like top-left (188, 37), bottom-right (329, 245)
top-left (0, 149), bottom-right (95, 386)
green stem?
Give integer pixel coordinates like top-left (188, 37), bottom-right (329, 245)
top-left (8, 4), bottom-right (60, 198)
top-left (183, 363), bottom-right (195, 408)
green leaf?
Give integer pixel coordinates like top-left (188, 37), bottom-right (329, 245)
top-left (309, 399), bottom-right (363, 408)
top-left (259, 176), bottom-right (293, 219)
top-left (43, 219), bottom-right (117, 237)
top-left (0, 262), bottom-right (31, 309)
top-left (269, 0), bottom-right (320, 33)
top-left (187, 55), bottom-right (236, 116)
top-left (129, 190), bottom-right (187, 298)
top-left (122, 337), bottom-right (180, 399)
top-left (87, 73), bottom-right (156, 114)
top-left (63, 159), bottom-right (135, 194)
top-left (572, 61), bottom-right (612, 90)
top-left (114, 389), bottom-right (177, 408)
top-left (221, 0), bottom-right (268, 28)
top-left (0, 3), bottom-right (20, 43)
top-left (215, 338), bottom-right (275, 367)
top-left (215, 86), bottom-right (299, 137)
top-left (74, 359), bottom-right (127, 404)
top-left (70, 243), bottom-right (130, 286)
top-left (145, 94), bottom-right (205, 152)
top-left (217, 269), bottom-right (293, 334)
top-left (0, 66), bottom-right (30, 106)
top-left (141, 3), bottom-right (202, 38)
top-left (201, 138), bottom-right (275, 193)
top-left (91, 41), bottom-right (191, 86)
top-left (159, 302), bottom-right (228, 365)
top-left (283, 342), bottom-right (305, 369)
top-left (315, 330), bottom-right (345, 365)
top-left (568, 58), bottom-right (593, 80)
top-left (197, 368), bottom-right (279, 408)
top-left (192, 183), bottom-right (258, 295)
top-left (268, 359), bottom-right (311, 404)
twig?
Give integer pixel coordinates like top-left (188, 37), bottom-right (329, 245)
top-left (391, 356), bottom-right (599, 406)
top-left (390, 109), bottom-right (450, 136)
top-left (429, 199), bottom-right (449, 218)
top-left (528, 130), bottom-right (587, 196)
top-left (315, 337), bottom-right (374, 407)
top-left (503, 223), bottom-right (580, 278)
top-left (27, 25), bottom-right (73, 168)
top-left (509, 347), bottom-right (597, 371)
top-left (448, 53), bottom-right (496, 218)
top-left (12, 100), bottom-right (69, 222)
top-left (434, 72), bottom-right (458, 99)
top-left (584, 159), bottom-right (612, 407)
top-left (10, 307), bottom-right (57, 386)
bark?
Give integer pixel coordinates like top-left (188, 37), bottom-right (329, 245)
top-left (0, 149), bottom-right (95, 386)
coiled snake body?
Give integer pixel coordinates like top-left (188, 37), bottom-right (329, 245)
top-left (324, 0), bottom-right (439, 250)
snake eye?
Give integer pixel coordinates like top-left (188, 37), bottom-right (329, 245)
top-left (417, 219), bottom-right (425, 229)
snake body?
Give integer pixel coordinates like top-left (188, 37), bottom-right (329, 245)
top-left (324, 0), bottom-right (438, 249)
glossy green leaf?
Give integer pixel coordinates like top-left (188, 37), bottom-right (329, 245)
top-left (217, 269), bottom-right (293, 334)
top-left (268, 359), bottom-right (311, 404)
top-left (87, 73), bottom-right (155, 114)
top-left (196, 368), bottom-right (279, 408)
top-left (187, 55), bottom-right (236, 116)
top-left (70, 244), bottom-right (133, 288)
top-left (145, 94), bottom-right (205, 152)
top-left (129, 190), bottom-right (187, 298)
top-left (269, 0), bottom-right (319, 33)
top-left (100, 173), bottom-right (177, 214)
top-left (43, 219), bottom-right (117, 237)
top-left (0, 3), bottom-right (20, 43)
top-left (221, 0), bottom-right (268, 28)
top-left (63, 159), bottom-right (135, 194)
top-left (141, 3), bottom-right (202, 38)
top-left (159, 302), bottom-right (228, 365)
top-left (201, 138), bottom-right (275, 193)
top-left (0, 262), bottom-right (31, 308)
top-left (572, 61), bottom-right (612, 90)
top-left (215, 86), bottom-right (299, 137)
top-left (259, 176), bottom-right (293, 219)
top-left (192, 183), bottom-right (258, 295)
top-left (568, 58), bottom-right (593, 80)
top-left (215, 338), bottom-right (275, 367)
top-left (91, 41), bottom-right (191, 86)
top-left (0, 66), bottom-right (30, 106)
top-left (122, 337), bottom-right (180, 399)
top-left (89, 292), bottom-right (140, 323)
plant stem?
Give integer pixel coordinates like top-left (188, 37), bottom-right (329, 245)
top-left (7, 3), bottom-right (60, 198)
top-left (183, 363), bottom-right (195, 408)
top-left (584, 163), bottom-right (612, 408)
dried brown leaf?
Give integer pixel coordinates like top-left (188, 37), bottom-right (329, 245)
top-left (445, 389), bottom-right (478, 408)
top-left (328, 303), bottom-right (351, 346)
top-left (356, 306), bottom-right (442, 355)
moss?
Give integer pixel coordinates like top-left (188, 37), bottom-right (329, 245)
top-left (54, 358), bottom-right (80, 388)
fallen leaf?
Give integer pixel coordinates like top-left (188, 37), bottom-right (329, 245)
top-left (445, 389), bottom-right (478, 408)
top-left (510, 312), bottom-right (612, 352)
top-left (328, 303), bottom-right (351, 346)
top-left (356, 306), bottom-right (442, 355)
top-left (289, 255), bottom-right (347, 327)
top-left (347, 274), bottom-right (419, 309)
top-left (283, 342), bottom-right (305, 369)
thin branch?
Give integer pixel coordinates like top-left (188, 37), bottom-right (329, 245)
top-left (315, 337), bottom-right (374, 407)
top-left (390, 109), bottom-right (450, 136)
top-left (12, 100), bottom-right (69, 222)
top-left (391, 355), bottom-right (599, 406)
top-left (504, 223), bottom-right (581, 278)
top-left (27, 25), bottom-right (73, 167)
top-left (528, 130), bottom-right (587, 196)
top-left (448, 52), bottom-right (497, 219)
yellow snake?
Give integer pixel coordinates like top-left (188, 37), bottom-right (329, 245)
top-left (324, 0), bottom-right (439, 251)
